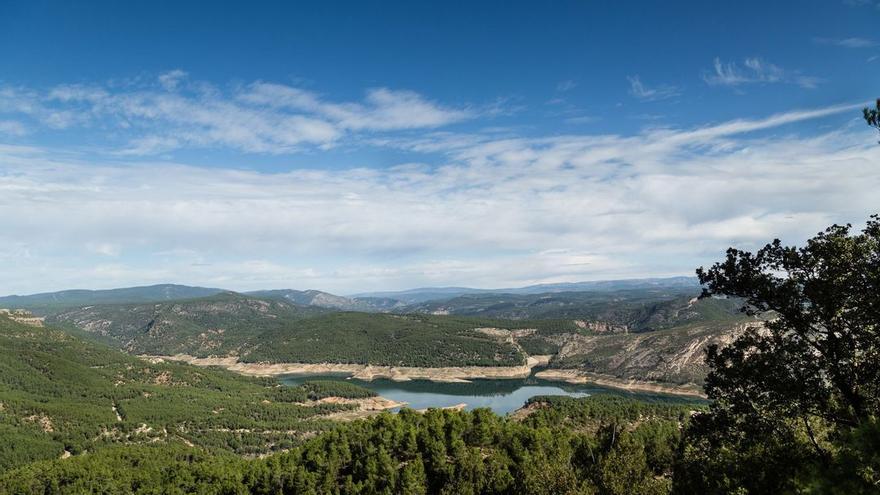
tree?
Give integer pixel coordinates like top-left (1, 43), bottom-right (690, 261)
top-left (864, 99), bottom-right (880, 140)
top-left (676, 216), bottom-right (880, 493)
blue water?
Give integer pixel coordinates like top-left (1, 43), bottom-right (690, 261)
top-left (280, 373), bottom-right (703, 415)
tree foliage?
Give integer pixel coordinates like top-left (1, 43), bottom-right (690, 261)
top-left (677, 215), bottom-right (880, 493)
top-left (1, 397), bottom-right (692, 495)
top-left (864, 99), bottom-right (880, 140)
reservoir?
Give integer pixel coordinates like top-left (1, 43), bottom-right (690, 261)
top-left (280, 373), bottom-right (704, 415)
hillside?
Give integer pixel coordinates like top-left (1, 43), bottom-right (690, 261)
top-left (47, 292), bottom-right (329, 356)
top-left (0, 284), bottom-right (225, 315)
top-left (0, 310), bottom-right (706, 493)
top-left (47, 294), bottom-right (537, 367)
top-left (0, 395), bottom-right (697, 494)
top-left (42, 291), bottom-right (756, 390)
top-left (535, 319), bottom-right (756, 387)
top-left (248, 288), bottom-right (406, 312)
top-left (0, 313), bottom-right (384, 470)
top-left (402, 289), bottom-right (740, 329)
top-left (352, 276), bottom-right (700, 303)
top-left (241, 312), bottom-right (540, 366)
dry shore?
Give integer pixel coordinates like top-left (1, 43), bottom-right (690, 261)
top-left (315, 396), bottom-right (407, 421)
top-left (142, 354), bottom-right (704, 398)
top-left (143, 354), bottom-right (553, 383)
top-left (533, 369), bottom-right (706, 398)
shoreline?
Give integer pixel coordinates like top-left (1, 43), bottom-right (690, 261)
top-left (314, 396), bottom-right (407, 421)
top-left (142, 354), bottom-right (553, 383)
top-left (533, 369), bottom-right (706, 398)
top-left (142, 354), bottom-right (706, 398)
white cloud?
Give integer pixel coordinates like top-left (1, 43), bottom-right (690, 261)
top-left (0, 86), bottom-right (88, 129)
top-left (0, 102), bottom-right (875, 294)
top-left (627, 76), bottom-right (680, 101)
top-left (158, 69), bottom-right (188, 90)
top-left (0, 77), bottom-right (475, 155)
top-left (703, 57), bottom-right (821, 89)
top-left (239, 83), bottom-right (472, 131)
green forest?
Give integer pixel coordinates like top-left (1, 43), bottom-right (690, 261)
top-left (1, 399), bottom-right (692, 495)
top-left (0, 315), bottom-right (384, 469)
top-left (48, 298), bottom-right (590, 367)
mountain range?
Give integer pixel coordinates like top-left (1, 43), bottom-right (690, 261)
top-left (1, 276), bottom-right (701, 314)
top-left (0, 276), bottom-right (757, 393)
top-left (349, 276), bottom-right (700, 303)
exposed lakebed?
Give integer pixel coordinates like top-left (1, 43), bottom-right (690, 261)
top-left (281, 373), bottom-right (705, 415)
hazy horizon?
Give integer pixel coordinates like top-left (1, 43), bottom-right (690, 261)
top-left (0, 274), bottom-right (702, 299)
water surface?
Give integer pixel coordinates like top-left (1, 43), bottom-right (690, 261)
top-left (281, 373), bottom-right (704, 415)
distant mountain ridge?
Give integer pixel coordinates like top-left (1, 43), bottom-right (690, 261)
top-left (1, 276), bottom-right (699, 314)
top-left (45, 290), bottom-right (754, 388)
top-left (0, 284), bottom-right (225, 314)
top-left (246, 289), bottom-right (406, 312)
top-left (350, 276), bottom-right (700, 303)
top-left (46, 292), bottom-right (529, 368)
top-left (401, 288), bottom-right (728, 326)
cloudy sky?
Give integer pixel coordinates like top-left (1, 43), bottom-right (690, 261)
top-left (1, 1), bottom-right (878, 295)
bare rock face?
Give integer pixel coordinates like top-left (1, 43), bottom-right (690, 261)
top-left (573, 320), bottom-right (629, 334)
top-left (548, 320), bottom-right (761, 385)
top-left (0, 308), bottom-right (44, 327)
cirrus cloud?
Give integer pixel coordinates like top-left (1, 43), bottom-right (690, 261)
top-left (0, 73), bottom-right (476, 156)
top-left (703, 57), bottom-right (822, 89)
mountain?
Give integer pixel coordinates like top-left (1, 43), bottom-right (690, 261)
top-left (399, 286), bottom-right (727, 327)
top-left (45, 289), bottom-right (758, 391)
top-left (47, 293), bottom-right (529, 367)
top-left (0, 284), bottom-right (225, 315)
top-left (247, 289), bottom-right (405, 312)
top-left (349, 286), bottom-right (492, 304)
top-left (0, 302), bottom-right (730, 493)
top-left (46, 292), bottom-right (328, 356)
top-left (509, 276), bottom-right (700, 294)
top-left (351, 276), bottom-right (700, 303)
top-left (2, 277), bottom-right (700, 316)
top-left (529, 312), bottom-right (757, 386)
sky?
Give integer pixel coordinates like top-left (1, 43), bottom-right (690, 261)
top-left (1, 0), bottom-right (879, 295)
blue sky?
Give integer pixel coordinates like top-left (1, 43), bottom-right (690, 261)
top-left (1, 1), bottom-right (878, 294)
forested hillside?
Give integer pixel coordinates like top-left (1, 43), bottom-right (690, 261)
top-left (0, 314), bottom-right (380, 469)
top-left (401, 289), bottom-right (739, 327)
top-left (47, 295), bottom-right (581, 367)
top-left (46, 292), bottom-right (329, 356)
top-left (247, 288), bottom-right (406, 312)
top-left (42, 291), bottom-right (755, 389)
top-left (0, 395), bottom-right (697, 494)
top-left (0, 284), bottom-right (225, 315)
top-left (0, 310), bottom-right (703, 494)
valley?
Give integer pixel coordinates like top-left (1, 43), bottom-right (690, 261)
top-left (0, 284), bottom-right (713, 489)
top-left (8, 277), bottom-right (758, 398)
top-left (0, 278), bottom-right (756, 488)
top-left (0, 314), bottom-right (395, 469)
top-left (279, 373), bottom-right (705, 415)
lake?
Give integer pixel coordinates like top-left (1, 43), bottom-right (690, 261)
top-left (281, 373), bottom-right (704, 415)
